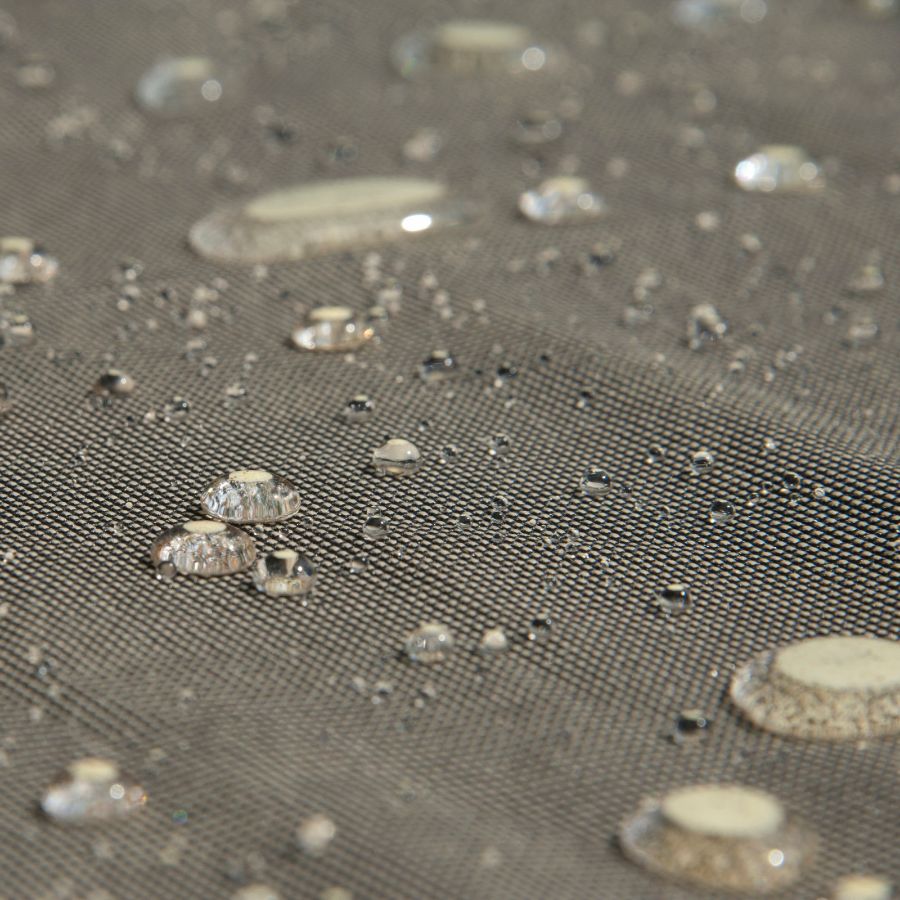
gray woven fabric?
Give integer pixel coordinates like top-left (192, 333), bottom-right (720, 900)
top-left (0, 1), bottom-right (898, 898)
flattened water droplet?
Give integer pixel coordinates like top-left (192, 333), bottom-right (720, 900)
top-left (201, 470), bottom-right (300, 523)
top-left (620, 784), bottom-right (815, 893)
top-left (690, 450), bottom-right (714, 473)
top-left (404, 622), bottom-right (454, 664)
top-left (832, 874), bottom-right (894, 900)
top-left (189, 178), bottom-right (474, 264)
top-left (673, 0), bottom-right (767, 29)
top-left (518, 177), bottom-right (605, 225)
top-left (655, 583), bottom-right (691, 616)
top-left (372, 438), bottom-right (421, 476)
top-left (0, 311), bottom-right (35, 347)
top-left (709, 500), bottom-right (735, 525)
top-left (297, 814), bottom-right (337, 856)
top-left (734, 145), bottom-right (823, 193)
top-left (41, 757), bottom-right (146, 824)
top-left (343, 394), bottom-right (374, 422)
top-left (581, 467), bottom-right (613, 498)
top-left (291, 306), bottom-right (371, 352)
top-left (687, 304), bottom-right (727, 350)
top-left (480, 626), bottom-right (509, 654)
top-left (419, 350), bottom-right (458, 383)
top-left (362, 515), bottom-right (389, 540)
top-left (252, 550), bottom-right (315, 597)
top-left (135, 57), bottom-right (236, 116)
top-left (730, 635), bottom-right (900, 740)
top-left (94, 369), bottom-right (135, 396)
top-left (0, 236), bottom-right (58, 284)
top-left (150, 520), bottom-right (256, 577)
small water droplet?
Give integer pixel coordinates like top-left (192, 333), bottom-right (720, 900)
top-left (16, 56), bottom-right (56, 90)
top-left (94, 369), bottom-right (135, 397)
top-left (655, 584), bottom-right (692, 616)
top-left (480, 626), bottom-right (509, 654)
top-left (687, 303), bottom-right (727, 350)
top-left (0, 311), bottom-right (35, 348)
top-left (734, 145), bottom-right (823, 193)
top-left (487, 433), bottom-right (510, 458)
top-left (709, 500), bottom-right (735, 525)
top-left (0, 237), bottom-right (58, 284)
top-left (343, 394), bottom-right (374, 423)
top-left (846, 317), bottom-right (879, 348)
top-left (846, 262), bottom-right (884, 294)
top-left (673, 0), bottom-right (768, 28)
top-left (252, 550), bottom-right (315, 597)
top-left (581, 467), bottom-right (613, 498)
top-left (291, 306), bottom-right (372, 352)
top-left (163, 396), bottom-right (190, 421)
top-left (519, 177), bottom-right (606, 225)
top-left (135, 57), bottom-right (237, 116)
top-left (41, 758), bottom-right (146, 824)
top-left (673, 709), bottom-right (710, 743)
top-left (402, 127), bottom-right (443, 163)
top-left (346, 555), bottom-right (367, 574)
top-left (512, 109), bottom-right (563, 146)
top-left (372, 438), bottom-right (421, 476)
top-left (579, 242), bottom-right (616, 273)
top-left (439, 445), bottom-right (461, 464)
top-left (690, 450), bottom-right (714, 474)
top-left (490, 495), bottom-right (509, 522)
top-left (419, 350), bottom-right (458, 383)
top-left (527, 615), bottom-right (553, 643)
top-left (201, 470), bottom-right (300, 523)
top-left (362, 515), bottom-right (389, 541)
top-left (296, 814), bottom-right (337, 856)
top-left (404, 622), bottom-right (454, 664)
top-left (646, 444), bottom-right (666, 464)
top-left (150, 520), bottom-right (256, 577)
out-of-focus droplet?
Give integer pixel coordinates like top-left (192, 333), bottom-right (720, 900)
top-left (231, 887), bottom-right (282, 900)
top-left (0, 311), bottom-right (35, 347)
top-left (519, 177), bottom-right (605, 225)
top-left (402, 127), bottom-right (443, 163)
top-left (730, 635), bottom-right (900, 740)
top-left (856, 0), bottom-right (898, 18)
top-left (690, 450), bottom-right (714, 473)
top-left (150, 520), bottom-right (256, 577)
top-left (846, 262), bottom-right (884, 294)
top-left (487, 433), bottom-right (510, 457)
top-left (709, 500), bottom-right (735, 525)
top-left (372, 438), bottom-right (421, 476)
top-left (297, 814), bottom-right (337, 856)
top-left (619, 783), bottom-right (815, 892)
top-left (673, 709), bottom-right (711, 743)
top-left (512, 109), bottom-right (563, 146)
top-left (581, 467), bottom-right (613, 498)
top-left (673, 0), bottom-right (767, 28)
top-left (480, 626), bottom-right (509, 654)
top-left (16, 56), bottom-right (56, 89)
top-left (41, 757), bottom-right (146, 824)
top-left (832, 874), bottom-right (894, 900)
top-left (189, 178), bottom-right (475, 264)
top-left (527, 615), bottom-right (553, 643)
top-left (655, 584), bottom-right (691, 616)
top-left (362, 515), bottom-right (389, 540)
top-left (292, 306), bottom-right (371, 352)
top-left (252, 550), bottom-right (315, 597)
top-left (135, 57), bottom-right (236, 116)
top-left (343, 394), bottom-right (374, 422)
top-left (579, 242), bottom-right (616, 274)
top-left (734, 146), bottom-right (823, 193)
top-left (0, 237), bottom-right (58, 284)
top-left (404, 622), bottom-right (454, 664)
top-left (420, 350), bottom-right (458, 383)
top-left (94, 369), bottom-right (135, 396)
top-left (201, 470), bottom-right (301, 523)
top-left (687, 303), bottom-right (727, 350)
top-left (846, 317), bottom-right (879, 348)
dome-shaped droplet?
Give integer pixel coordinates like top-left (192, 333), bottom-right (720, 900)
top-left (291, 306), bottom-right (371, 353)
top-left (581, 467), bottom-right (613, 498)
top-left (372, 438), bottom-right (421, 476)
top-left (362, 515), bottom-right (389, 540)
top-left (189, 177), bottom-right (475, 264)
top-left (296, 813), bottom-right (337, 856)
top-left (41, 757), bottom-right (146, 824)
top-left (135, 57), bottom-right (236, 116)
top-left (252, 550), bottom-right (315, 597)
top-left (0, 310), bottom-right (35, 348)
top-left (0, 236), bottom-right (58, 284)
top-left (404, 622), bottom-right (454, 664)
top-left (619, 784), bottom-right (816, 893)
top-left (150, 520), bottom-right (256, 577)
top-left (655, 583), bottom-right (691, 615)
top-left (690, 450), bottom-right (714, 473)
top-left (419, 350), bottom-right (458, 383)
top-left (730, 636), bottom-right (900, 740)
top-left (734, 145), bottom-right (823, 193)
top-left (518, 177), bottom-right (606, 225)
top-left (94, 369), bottom-right (136, 396)
top-left (480, 626), bottom-right (509, 654)
top-left (343, 394), bottom-right (374, 422)
top-left (687, 304), bottom-right (727, 349)
top-left (200, 470), bottom-right (301, 523)
top-left (709, 500), bottom-right (735, 524)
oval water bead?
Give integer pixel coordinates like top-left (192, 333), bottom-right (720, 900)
top-left (0, 236), bottom-right (59, 284)
top-left (135, 57), bottom-right (236, 116)
top-left (734, 145), bottom-right (823, 193)
top-left (404, 622), bottom-right (455, 664)
top-left (252, 550), bottom-right (315, 597)
top-left (730, 635), bottom-right (900, 740)
top-left (291, 306), bottom-right (372, 353)
top-left (189, 177), bottom-right (475, 264)
top-left (581, 467), bottom-right (613, 498)
top-left (372, 438), bottom-right (421, 476)
top-left (201, 470), bottom-right (301, 523)
top-left (709, 500), bottom-right (735, 524)
top-left (41, 757), bottom-right (146, 824)
top-left (150, 520), bottom-right (256, 577)
top-left (518, 177), bottom-right (606, 225)
top-left (619, 783), bottom-right (816, 893)
top-left (0, 310), bottom-right (35, 347)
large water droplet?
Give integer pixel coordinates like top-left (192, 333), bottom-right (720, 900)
top-left (150, 520), bottom-right (256, 577)
top-left (291, 306), bottom-right (372, 353)
top-left (518, 177), bottom-right (605, 225)
top-left (619, 784), bottom-right (815, 893)
top-left (135, 57), bottom-right (236, 116)
top-left (41, 757), bottom-right (146, 824)
top-left (404, 622), bottom-right (454, 664)
top-left (0, 236), bottom-right (58, 284)
top-left (832, 874), bottom-right (894, 900)
top-left (201, 470), bottom-right (301, 523)
top-left (252, 550), bottom-right (315, 597)
top-left (734, 146), bottom-right (823, 193)
top-left (581, 467), bottom-right (613, 498)
top-left (730, 636), bottom-right (900, 740)
top-left (372, 438), bottom-right (421, 477)
top-left (690, 450), bottom-right (714, 473)
top-left (0, 311), bottom-right (35, 347)
top-left (189, 178), bottom-right (474, 264)
top-left (296, 813), bottom-right (337, 856)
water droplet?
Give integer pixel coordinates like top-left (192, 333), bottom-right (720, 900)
top-left (687, 304), bottom-right (727, 350)
top-left (419, 350), bottom-right (458, 383)
top-left (519, 177), bottom-right (605, 225)
top-left (291, 306), bottom-right (371, 353)
top-left (646, 445), bottom-right (666, 464)
top-left (189, 178), bottom-right (475, 264)
top-left (0, 236), bottom-right (58, 284)
top-left (480, 626), bottom-right (509, 654)
top-left (163, 396), bottom-right (190, 421)
top-left (487, 433), bottom-right (510, 458)
top-left (673, 0), bottom-right (767, 28)
top-left (252, 550), bottom-right (315, 597)
top-left (709, 500), bottom-right (735, 525)
top-left (372, 438), bottom-right (421, 477)
top-left (846, 263), bottom-right (884, 294)
top-left (232, 887), bottom-right (282, 900)
top-left (581, 467), bottom-right (613, 498)
top-left (439, 445), bottom-right (461, 464)
top-left (296, 814), bottom-right (336, 856)
top-left (690, 450), bottom-right (714, 473)
top-left (512, 109), bottom-right (563, 146)
top-left (135, 57), bottom-right (236, 116)
top-left (527, 616), bottom-right (553, 643)
top-left (734, 145), bottom-right (823, 193)
top-left (579, 242), bottom-right (616, 273)
top-left (0, 311), bottom-right (35, 348)
top-left (362, 515), bottom-right (389, 540)
top-left (41, 758), bottom-right (146, 824)
top-left (490, 495), bottom-right (509, 522)
top-left (404, 622), bottom-right (454, 664)
top-left (343, 394), bottom-right (374, 423)
top-left (16, 56), bottom-right (56, 89)
top-left (655, 583), bottom-right (691, 616)
top-left (619, 784), bottom-right (815, 893)
top-left (150, 520), bottom-right (256, 577)
top-left (201, 470), bottom-right (301, 523)
top-left (846, 317), bottom-right (879, 348)
top-left (94, 369), bottom-right (135, 397)
top-left (402, 127), bottom-right (443, 163)
top-left (832, 874), bottom-right (894, 900)
top-left (673, 709), bottom-right (711, 743)
top-left (730, 636), bottom-right (900, 740)
top-left (346, 556), bottom-right (367, 574)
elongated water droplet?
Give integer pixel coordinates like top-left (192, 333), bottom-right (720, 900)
top-left (734, 146), bottom-right (823, 193)
top-left (730, 635), bottom-right (900, 740)
top-left (201, 470), bottom-right (300, 523)
top-left (41, 758), bottom-right (146, 824)
top-left (0, 236), bottom-right (58, 284)
top-left (189, 178), bottom-right (475, 264)
top-left (150, 520), bottom-right (256, 577)
top-left (0, 311), bottom-right (35, 347)
top-left (135, 57), bottom-right (236, 116)
top-left (291, 306), bottom-right (371, 353)
top-left (512, 109), bottom-right (563, 146)
top-left (296, 814), bottom-right (337, 856)
top-left (16, 56), bottom-right (56, 89)
top-left (519, 177), bottom-right (605, 225)
top-left (846, 263), bottom-right (884, 294)
top-left (673, 709), bottom-right (711, 744)
top-left (404, 622), bottom-right (454, 664)
top-left (581, 467), bottom-right (613, 498)
top-left (372, 438), bottom-right (421, 476)
top-left (252, 550), bottom-right (315, 597)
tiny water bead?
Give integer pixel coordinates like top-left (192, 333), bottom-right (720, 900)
top-left (404, 622), bottom-right (454, 664)
top-left (730, 635), bottom-right (900, 740)
top-left (687, 303), bottom-right (727, 350)
top-left (480, 626), bottom-right (509, 654)
top-left (487, 433), bottom-right (511, 458)
top-left (709, 500), bottom-right (735, 525)
top-left (189, 177), bottom-right (474, 264)
top-left (362, 515), bottom-right (389, 540)
top-left (94, 370), bottom-right (135, 396)
top-left (690, 450), bottom-right (714, 473)
top-left (346, 556), bottom-right (367, 574)
top-left (201, 470), bottom-right (301, 523)
top-left (619, 784), bottom-right (815, 893)
top-left (673, 709), bottom-right (711, 743)
top-left (734, 146), bottom-right (823, 193)
top-left (518, 177), bottom-right (605, 225)
top-left (0, 236), bottom-right (59, 284)
top-left (41, 758), bottom-right (146, 824)
top-left (296, 814), bottom-right (337, 856)
top-left (150, 520), bottom-right (256, 577)
top-left (832, 875), bottom-right (894, 900)
top-left (402, 127), bottom-right (443, 163)
top-left (372, 438), bottom-right (421, 476)
top-left (527, 616), bottom-right (553, 643)
top-left (654, 584), bottom-right (691, 616)
top-left (291, 306), bottom-right (371, 353)
top-left (581, 467), bottom-right (613, 498)
top-left (135, 57), bottom-right (236, 116)
top-left (419, 350), bottom-right (459, 383)
top-left (343, 394), bottom-right (374, 423)
top-left (0, 311), bottom-right (35, 347)
top-left (252, 550), bottom-right (315, 597)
